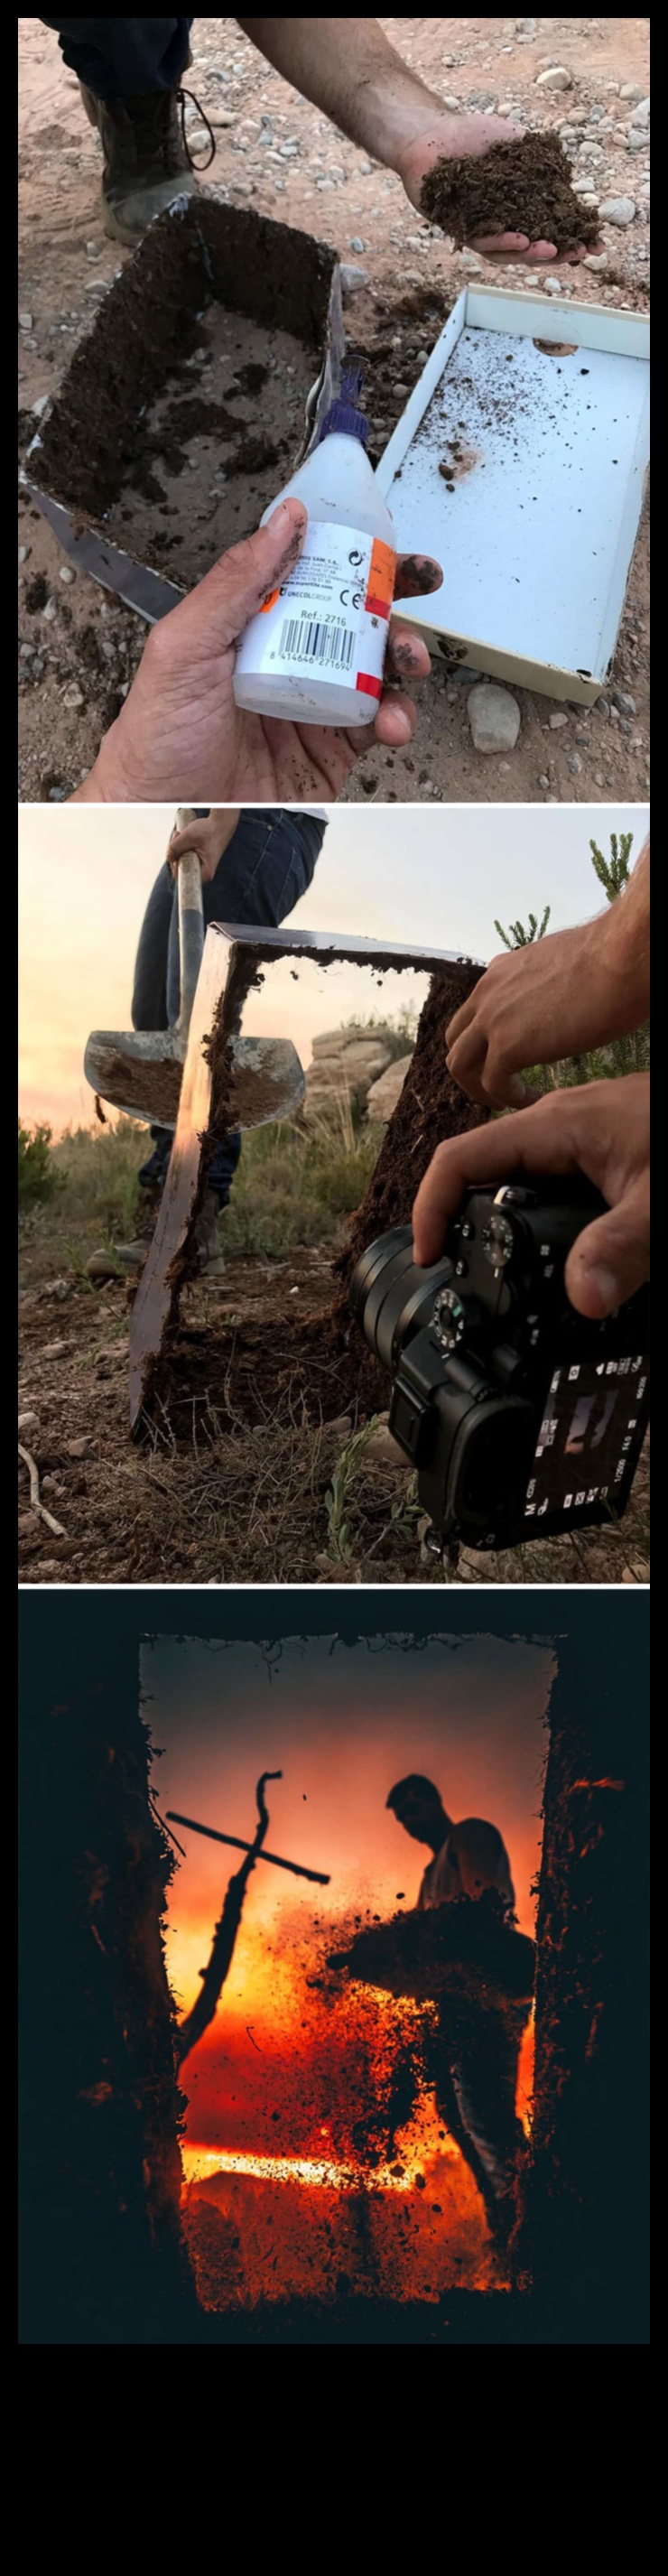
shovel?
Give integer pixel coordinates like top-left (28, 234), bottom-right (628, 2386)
top-left (84, 811), bottom-right (306, 1133)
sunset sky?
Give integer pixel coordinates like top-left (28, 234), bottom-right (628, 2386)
top-left (144, 1626), bottom-right (552, 2154)
top-left (19, 802), bottom-right (644, 1133)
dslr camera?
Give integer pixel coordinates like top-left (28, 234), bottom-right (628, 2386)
top-left (349, 1176), bottom-right (650, 1550)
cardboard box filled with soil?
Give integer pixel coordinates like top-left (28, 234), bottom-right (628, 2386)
top-left (24, 192), bottom-right (344, 615)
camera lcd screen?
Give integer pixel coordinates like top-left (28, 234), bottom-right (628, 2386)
top-left (523, 1352), bottom-right (649, 1523)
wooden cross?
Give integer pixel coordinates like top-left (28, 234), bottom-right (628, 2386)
top-left (166, 1772), bottom-right (329, 2066)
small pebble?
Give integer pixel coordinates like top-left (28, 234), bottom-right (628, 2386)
top-left (566, 754), bottom-right (583, 776)
top-left (348, 236), bottom-right (366, 253)
top-left (549, 711), bottom-right (569, 729)
top-left (598, 196), bottom-right (636, 225)
top-left (19, 312), bottom-right (33, 331)
top-left (339, 264), bottom-right (368, 297)
top-left (535, 67), bottom-right (573, 92)
top-left (468, 684), bottom-right (520, 754)
top-left (59, 564), bottom-right (75, 583)
top-left (31, 394), bottom-right (50, 418)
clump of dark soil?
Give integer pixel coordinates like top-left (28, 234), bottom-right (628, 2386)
top-left (328, 1892), bottom-right (535, 2009)
top-left (421, 133), bottom-right (600, 255)
top-left (24, 571), bottom-right (49, 612)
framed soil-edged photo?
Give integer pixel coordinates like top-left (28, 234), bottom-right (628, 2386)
top-left (19, 1587), bottom-right (649, 2347)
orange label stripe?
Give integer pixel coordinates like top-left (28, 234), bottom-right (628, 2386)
top-left (365, 537), bottom-right (397, 619)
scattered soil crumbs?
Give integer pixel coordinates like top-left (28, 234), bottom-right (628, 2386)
top-left (422, 134), bottom-right (600, 256)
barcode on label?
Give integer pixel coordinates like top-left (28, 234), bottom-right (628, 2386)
top-left (278, 616), bottom-right (356, 669)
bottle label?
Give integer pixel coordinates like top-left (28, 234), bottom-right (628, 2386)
top-left (235, 521), bottom-right (397, 703)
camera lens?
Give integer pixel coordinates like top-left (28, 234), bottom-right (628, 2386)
top-left (349, 1227), bottom-right (453, 1373)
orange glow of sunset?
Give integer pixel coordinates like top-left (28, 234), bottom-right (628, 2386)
top-left (146, 1632), bottom-right (549, 2306)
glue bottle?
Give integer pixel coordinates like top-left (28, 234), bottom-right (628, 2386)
top-left (233, 386), bottom-right (396, 728)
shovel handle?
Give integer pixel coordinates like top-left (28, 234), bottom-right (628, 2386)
top-left (173, 809), bottom-right (205, 1036)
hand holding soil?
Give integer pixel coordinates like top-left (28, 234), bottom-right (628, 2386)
top-left (413, 1072), bottom-right (651, 1322)
top-left (414, 123), bottom-right (600, 265)
top-left (71, 500), bottom-right (441, 804)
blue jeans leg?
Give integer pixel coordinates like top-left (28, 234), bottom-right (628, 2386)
top-left (133, 810), bottom-right (326, 1203)
top-left (41, 19), bottom-right (194, 98)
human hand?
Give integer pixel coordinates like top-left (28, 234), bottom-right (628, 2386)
top-left (412, 1074), bottom-right (650, 1320)
top-left (167, 808), bottom-right (241, 884)
top-left (72, 502), bottom-right (441, 805)
top-left (397, 110), bottom-right (597, 263)
top-left (443, 918), bottom-right (621, 1110)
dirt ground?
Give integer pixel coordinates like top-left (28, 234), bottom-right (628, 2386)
top-left (18, 15), bottom-right (649, 807)
top-left (18, 1246), bottom-right (649, 1586)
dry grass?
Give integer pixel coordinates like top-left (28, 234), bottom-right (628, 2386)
top-left (18, 1102), bottom-right (649, 1592)
top-left (18, 1105), bottom-right (382, 1284)
top-left (17, 1264), bottom-right (650, 1587)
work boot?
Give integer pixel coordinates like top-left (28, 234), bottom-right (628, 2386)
top-left (191, 1189), bottom-right (227, 1280)
top-left (114, 1189), bottom-right (226, 1279)
top-left (79, 80), bottom-right (215, 246)
top-left (113, 1180), bottom-right (162, 1273)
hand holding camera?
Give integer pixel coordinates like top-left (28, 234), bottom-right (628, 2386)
top-left (350, 1123), bottom-right (650, 1552)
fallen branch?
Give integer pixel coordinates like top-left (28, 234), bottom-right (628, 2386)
top-left (18, 1443), bottom-right (67, 1539)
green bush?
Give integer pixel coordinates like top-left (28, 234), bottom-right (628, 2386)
top-left (18, 1120), bottom-right (60, 1207)
top-left (49, 1118), bottom-right (146, 1235)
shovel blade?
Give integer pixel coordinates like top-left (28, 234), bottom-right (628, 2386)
top-left (227, 1037), bottom-right (305, 1130)
top-left (84, 1028), bottom-right (184, 1125)
top-left (85, 1027), bottom-right (304, 1131)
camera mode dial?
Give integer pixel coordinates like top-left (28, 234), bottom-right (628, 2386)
top-left (481, 1209), bottom-right (515, 1272)
top-left (431, 1286), bottom-right (466, 1353)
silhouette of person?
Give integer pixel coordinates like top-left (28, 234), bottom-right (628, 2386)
top-left (387, 1775), bottom-right (532, 2241)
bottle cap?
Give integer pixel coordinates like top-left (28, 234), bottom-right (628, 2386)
top-left (317, 363), bottom-right (367, 447)
top-left (317, 396), bottom-right (368, 447)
